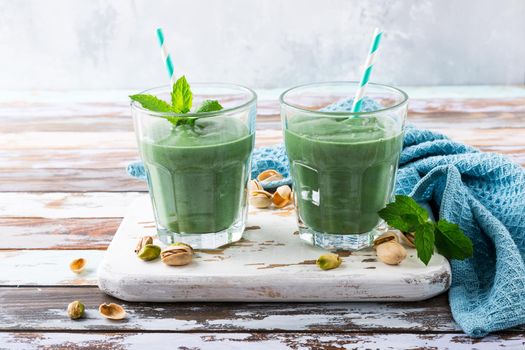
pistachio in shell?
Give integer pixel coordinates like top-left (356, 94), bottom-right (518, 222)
top-left (400, 231), bottom-right (416, 248)
top-left (316, 253), bottom-right (342, 270)
top-left (376, 241), bottom-right (407, 265)
top-left (67, 300), bottom-right (85, 320)
top-left (373, 232), bottom-right (398, 247)
top-left (161, 244), bottom-right (193, 266)
top-left (137, 244), bottom-right (161, 261)
top-left (257, 169), bottom-right (284, 183)
top-left (134, 236), bottom-right (154, 254)
top-left (249, 190), bottom-right (273, 209)
top-left (248, 179), bottom-right (263, 192)
top-left (69, 258), bottom-right (86, 274)
top-left (272, 185), bottom-right (292, 208)
top-left (99, 303), bottom-right (127, 320)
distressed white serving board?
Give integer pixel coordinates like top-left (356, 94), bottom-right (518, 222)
top-left (98, 195), bottom-right (451, 302)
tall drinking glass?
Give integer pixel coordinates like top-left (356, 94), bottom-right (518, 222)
top-left (132, 84), bottom-right (257, 249)
top-left (281, 82), bottom-right (408, 250)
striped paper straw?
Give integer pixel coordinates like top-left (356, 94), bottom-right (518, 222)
top-left (351, 28), bottom-right (383, 112)
top-left (156, 28), bottom-right (175, 86)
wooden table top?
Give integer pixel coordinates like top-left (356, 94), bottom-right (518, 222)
top-left (1, 86), bottom-right (524, 349)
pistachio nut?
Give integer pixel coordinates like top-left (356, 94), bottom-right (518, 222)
top-left (99, 303), bottom-right (127, 320)
top-left (400, 231), bottom-right (416, 248)
top-left (134, 236), bottom-right (154, 254)
top-left (316, 253), bottom-right (342, 270)
top-left (67, 300), bottom-right (85, 320)
top-left (161, 244), bottom-right (193, 266)
top-left (171, 242), bottom-right (194, 252)
top-left (376, 241), bottom-right (407, 265)
top-left (257, 169), bottom-right (284, 183)
top-left (248, 179), bottom-right (263, 192)
top-left (249, 190), bottom-right (273, 209)
top-left (373, 232), bottom-right (398, 247)
top-left (69, 258), bottom-right (86, 274)
top-left (272, 185), bottom-right (292, 208)
top-left (137, 244), bottom-right (161, 261)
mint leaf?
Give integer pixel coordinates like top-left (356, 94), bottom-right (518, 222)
top-left (196, 100), bottom-right (223, 113)
top-left (435, 220), bottom-right (473, 260)
top-left (130, 94), bottom-right (173, 113)
top-left (414, 222), bottom-right (435, 265)
top-left (378, 195), bottom-right (428, 232)
top-left (171, 75), bottom-right (193, 113)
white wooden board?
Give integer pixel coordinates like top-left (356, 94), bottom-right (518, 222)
top-left (98, 195), bottom-right (450, 302)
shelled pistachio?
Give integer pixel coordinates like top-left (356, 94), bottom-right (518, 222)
top-left (67, 300), bottom-right (85, 320)
top-left (316, 253), bottom-right (342, 270)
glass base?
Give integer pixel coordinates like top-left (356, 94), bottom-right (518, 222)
top-left (156, 220), bottom-right (245, 249)
top-left (298, 221), bottom-right (388, 251)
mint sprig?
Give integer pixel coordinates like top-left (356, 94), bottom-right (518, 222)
top-left (378, 195), bottom-right (473, 265)
top-left (130, 75), bottom-right (223, 126)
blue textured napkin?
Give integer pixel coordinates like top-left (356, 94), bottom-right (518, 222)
top-left (127, 99), bottom-right (525, 336)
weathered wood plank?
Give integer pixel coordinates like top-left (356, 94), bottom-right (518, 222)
top-left (0, 287), bottom-right (457, 332)
top-left (0, 168), bottom-right (146, 192)
top-left (0, 331), bottom-right (524, 349)
top-left (0, 218), bottom-right (119, 250)
top-left (0, 250), bottom-right (101, 285)
top-left (0, 192), bottom-right (142, 218)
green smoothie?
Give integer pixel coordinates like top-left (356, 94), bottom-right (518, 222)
top-left (285, 115), bottom-right (403, 234)
top-left (140, 117), bottom-right (254, 234)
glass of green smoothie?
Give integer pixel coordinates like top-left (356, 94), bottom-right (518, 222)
top-left (131, 83), bottom-right (256, 249)
top-left (281, 82), bottom-right (408, 250)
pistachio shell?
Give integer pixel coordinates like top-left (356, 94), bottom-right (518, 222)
top-left (248, 179), bottom-right (263, 192)
top-left (161, 245), bottom-right (193, 266)
top-left (400, 232), bottom-right (416, 248)
top-left (171, 242), bottom-right (194, 253)
top-left (249, 190), bottom-right (273, 208)
top-left (376, 241), bottom-right (407, 265)
top-left (69, 258), bottom-right (86, 274)
top-left (99, 303), bottom-right (127, 320)
top-left (316, 253), bottom-right (342, 270)
top-left (137, 244), bottom-right (161, 261)
top-left (272, 185), bottom-right (292, 208)
top-left (67, 300), bottom-right (85, 320)
top-left (373, 232), bottom-right (399, 247)
top-left (257, 169), bottom-right (284, 183)
top-left (134, 236), bottom-right (154, 254)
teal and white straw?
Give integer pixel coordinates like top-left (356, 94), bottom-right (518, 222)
top-left (351, 28), bottom-right (383, 112)
top-left (156, 28), bottom-right (175, 86)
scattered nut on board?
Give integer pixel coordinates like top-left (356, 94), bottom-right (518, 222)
top-left (161, 243), bottom-right (193, 266)
top-left (134, 236), bottom-right (153, 254)
top-left (99, 303), bottom-right (127, 320)
top-left (316, 253), bottom-right (342, 270)
top-left (67, 300), bottom-right (85, 320)
top-left (250, 189), bottom-right (273, 208)
top-left (374, 232), bottom-right (407, 265)
top-left (137, 244), bottom-right (161, 261)
top-left (69, 258), bottom-right (86, 274)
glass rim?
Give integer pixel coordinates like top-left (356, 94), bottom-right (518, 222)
top-left (130, 82), bottom-right (257, 118)
top-left (279, 81), bottom-right (409, 117)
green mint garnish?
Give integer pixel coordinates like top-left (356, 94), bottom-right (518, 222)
top-left (171, 75), bottom-right (193, 113)
top-left (128, 94), bottom-right (173, 113)
top-left (196, 99), bottom-right (224, 113)
top-left (378, 195), bottom-right (473, 265)
top-left (129, 75), bottom-right (223, 126)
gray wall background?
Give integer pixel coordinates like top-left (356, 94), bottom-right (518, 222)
top-left (1, 0), bottom-right (524, 90)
